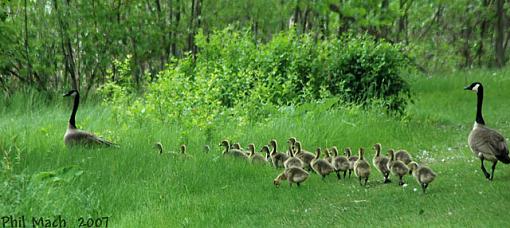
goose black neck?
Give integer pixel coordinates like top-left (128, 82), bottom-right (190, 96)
top-left (69, 93), bottom-right (80, 128)
top-left (475, 87), bottom-right (485, 125)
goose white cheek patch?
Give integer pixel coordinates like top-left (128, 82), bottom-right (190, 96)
top-left (472, 84), bottom-right (480, 92)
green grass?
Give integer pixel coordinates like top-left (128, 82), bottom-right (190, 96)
top-left (2, 69), bottom-right (510, 227)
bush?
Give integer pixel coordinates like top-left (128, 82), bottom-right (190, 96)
top-left (100, 28), bottom-right (412, 130)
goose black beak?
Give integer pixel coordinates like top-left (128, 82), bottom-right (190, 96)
top-left (463, 86), bottom-right (471, 90)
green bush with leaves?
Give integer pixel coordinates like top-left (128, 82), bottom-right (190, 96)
top-left (100, 28), bottom-right (412, 130)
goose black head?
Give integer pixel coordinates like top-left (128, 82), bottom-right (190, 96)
top-left (63, 90), bottom-right (79, 97)
top-left (464, 82), bottom-right (483, 93)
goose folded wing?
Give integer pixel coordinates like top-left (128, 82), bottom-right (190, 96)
top-left (487, 130), bottom-right (509, 156)
top-left (76, 130), bottom-right (116, 146)
top-left (473, 128), bottom-right (509, 156)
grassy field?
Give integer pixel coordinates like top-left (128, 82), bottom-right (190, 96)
top-left (2, 69), bottom-right (510, 227)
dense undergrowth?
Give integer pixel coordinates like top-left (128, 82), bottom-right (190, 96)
top-left (98, 29), bottom-right (413, 145)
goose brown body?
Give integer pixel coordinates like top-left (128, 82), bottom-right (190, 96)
top-left (63, 90), bottom-right (115, 147)
top-left (465, 82), bottom-right (510, 180)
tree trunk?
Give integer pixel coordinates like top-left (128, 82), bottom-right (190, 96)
top-left (495, 0), bottom-right (505, 67)
top-left (188, 0), bottom-right (195, 60)
top-left (54, 0), bottom-right (79, 90)
top-left (476, 0), bottom-right (489, 66)
top-left (23, 0), bottom-right (32, 84)
top-left (380, 0), bottom-right (389, 39)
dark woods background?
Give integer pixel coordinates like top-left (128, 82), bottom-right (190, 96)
top-left (0, 0), bottom-right (509, 96)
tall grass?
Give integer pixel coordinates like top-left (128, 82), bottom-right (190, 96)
top-left (2, 70), bottom-right (510, 226)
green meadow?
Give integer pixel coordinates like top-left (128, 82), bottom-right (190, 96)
top-left (1, 69), bottom-right (510, 227)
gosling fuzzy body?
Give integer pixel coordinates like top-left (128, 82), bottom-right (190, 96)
top-left (387, 149), bottom-right (409, 186)
top-left (331, 146), bottom-right (349, 180)
top-left (395, 149), bottom-right (413, 165)
top-left (273, 167), bottom-right (310, 187)
top-left (346, 148), bottom-right (358, 178)
top-left (220, 140), bottom-right (249, 159)
top-left (247, 144), bottom-right (268, 164)
top-left (373, 143), bottom-right (391, 183)
top-left (409, 162), bottom-right (437, 193)
top-left (294, 141), bottom-right (315, 171)
top-left (269, 139), bottom-right (289, 168)
top-left (284, 144), bottom-right (304, 169)
top-left (311, 148), bottom-right (335, 180)
top-left (354, 148), bottom-right (371, 186)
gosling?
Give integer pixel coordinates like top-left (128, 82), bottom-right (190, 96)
top-left (409, 162), bottom-right (437, 193)
top-left (269, 139), bottom-right (289, 168)
top-left (346, 147), bottom-right (358, 178)
top-left (220, 140), bottom-right (249, 159)
top-left (373, 143), bottom-right (391, 183)
top-left (387, 149), bottom-right (409, 186)
top-left (331, 146), bottom-right (349, 180)
top-left (294, 141), bottom-right (315, 171)
top-left (395, 149), bottom-right (413, 165)
top-left (247, 144), bottom-right (268, 164)
top-left (273, 167), bottom-right (310, 187)
top-left (311, 147), bottom-right (335, 180)
top-left (284, 144), bottom-right (304, 169)
top-left (354, 147), bottom-right (371, 186)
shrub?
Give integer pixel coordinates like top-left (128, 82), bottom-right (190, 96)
top-left (99, 28), bottom-right (413, 130)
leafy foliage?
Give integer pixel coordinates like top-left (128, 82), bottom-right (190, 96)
top-left (100, 28), bottom-right (412, 131)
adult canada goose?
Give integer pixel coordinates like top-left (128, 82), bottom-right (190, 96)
top-left (63, 90), bottom-right (116, 147)
top-left (331, 146), bottom-right (349, 180)
top-left (387, 149), bottom-right (409, 186)
top-left (294, 141), bottom-right (315, 171)
top-left (273, 167), bottom-right (310, 187)
top-left (346, 147), bottom-right (358, 178)
top-left (269, 139), bottom-right (289, 168)
top-left (284, 144), bottom-right (304, 169)
top-left (465, 82), bottom-right (510, 180)
top-left (311, 147), bottom-right (335, 180)
top-left (373, 143), bottom-right (391, 183)
top-left (409, 162), bottom-right (437, 193)
top-left (220, 140), bottom-right (248, 159)
top-left (247, 144), bottom-right (267, 164)
top-left (354, 148), bottom-right (371, 186)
